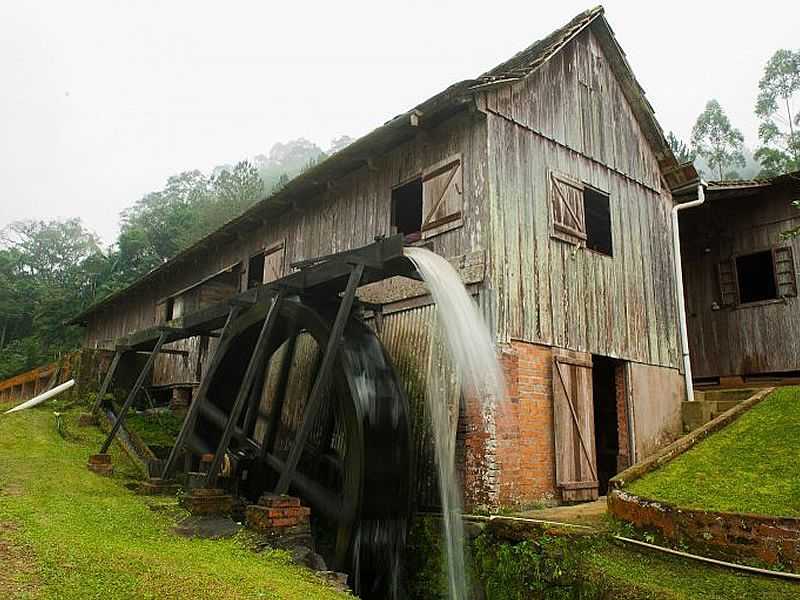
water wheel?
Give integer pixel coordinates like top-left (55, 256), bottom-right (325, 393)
top-left (190, 295), bottom-right (413, 598)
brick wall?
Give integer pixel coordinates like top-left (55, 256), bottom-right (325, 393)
top-left (460, 340), bottom-right (558, 511)
top-left (615, 363), bottom-right (631, 472)
top-left (609, 489), bottom-right (800, 569)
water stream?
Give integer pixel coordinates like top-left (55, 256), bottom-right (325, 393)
top-left (404, 247), bottom-right (507, 600)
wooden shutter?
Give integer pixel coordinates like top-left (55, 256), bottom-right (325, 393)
top-left (772, 246), bottom-right (797, 298)
top-left (421, 154), bottom-right (463, 239)
top-left (716, 259), bottom-right (738, 307)
top-left (263, 242), bottom-right (285, 284)
top-left (550, 171), bottom-right (586, 245)
top-left (552, 354), bottom-right (598, 502)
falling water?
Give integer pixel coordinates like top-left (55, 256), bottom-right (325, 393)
top-left (404, 247), bottom-right (506, 600)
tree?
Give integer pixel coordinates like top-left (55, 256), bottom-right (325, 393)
top-left (328, 135), bottom-right (355, 154)
top-left (0, 219), bottom-right (104, 378)
top-left (755, 49), bottom-right (800, 177)
top-left (666, 131), bottom-right (695, 164)
top-left (691, 100), bottom-right (746, 180)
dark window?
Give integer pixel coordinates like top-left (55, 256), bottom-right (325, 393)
top-left (583, 187), bottom-right (612, 256)
top-left (165, 297), bottom-right (175, 321)
top-left (248, 252), bottom-right (265, 289)
top-left (736, 251), bottom-right (777, 303)
top-left (392, 178), bottom-right (423, 242)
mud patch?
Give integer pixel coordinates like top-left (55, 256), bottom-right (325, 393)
top-left (0, 522), bottom-right (39, 598)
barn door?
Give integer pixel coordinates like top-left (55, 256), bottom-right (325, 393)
top-left (549, 171), bottom-right (587, 245)
top-left (552, 354), bottom-right (599, 502)
top-left (421, 154), bottom-right (463, 239)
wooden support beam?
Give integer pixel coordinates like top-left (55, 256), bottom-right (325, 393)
top-left (274, 263), bottom-right (364, 494)
top-left (100, 332), bottom-right (167, 454)
top-left (206, 291), bottom-right (285, 487)
top-left (91, 350), bottom-right (123, 414)
top-left (160, 305), bottom-right (243, 480)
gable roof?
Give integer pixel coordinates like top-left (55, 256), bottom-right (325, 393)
top-left (70, 5), bottom-right (694, 325)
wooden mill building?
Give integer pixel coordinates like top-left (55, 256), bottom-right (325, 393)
top-left (679, 171), bottom-right (800, 387)
top-left (70, 6), bottom-right (698, 509)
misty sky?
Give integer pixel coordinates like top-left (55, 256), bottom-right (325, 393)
top-left (1, 1), bottom-right (796, 244)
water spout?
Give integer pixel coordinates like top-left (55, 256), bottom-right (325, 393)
top-left (404, 247), bottom-right (506, 600)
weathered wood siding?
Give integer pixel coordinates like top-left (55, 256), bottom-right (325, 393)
top-left (681, 184), bottom-right (800, 378)
top-left (85, 111), bottom-right (490, 388)
top-left (482, 29), bottom-right (680, 369)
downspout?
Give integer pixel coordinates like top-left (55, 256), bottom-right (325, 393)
top-left (671, 182), bottom-right (706, 402)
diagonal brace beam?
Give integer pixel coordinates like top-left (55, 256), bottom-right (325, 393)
top-left (275, 263), bottom-right (364, 494)
top-left (160, 305), bottom-right (243, 480)
top-left (100, 332), bottom-right (167, 454)
top-left (91, 350), bottom-right (123, 414)
top-left (206, 291), bottom-right (285, 487)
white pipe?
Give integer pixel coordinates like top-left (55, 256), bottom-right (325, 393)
top-left (671, 183), bottom-right (706, 402)
top-left (615, 536), bottom-right (800, 581)
top-left (3, 379), bottom-right (75, 414)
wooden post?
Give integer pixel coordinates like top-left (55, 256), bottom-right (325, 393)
top-left (160, 305), bottom-right (243, 480)
top-left (275, 263), bottom-right (364, 495)
top-left (99, 332), bottom-right (167, 455)
top-left (206, 291), bottom-right (285, 487)
top-left (91, 350), bottom-right (123, 414)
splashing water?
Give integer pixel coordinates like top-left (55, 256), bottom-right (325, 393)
top-left (404, 247), bottom-right (506, 600)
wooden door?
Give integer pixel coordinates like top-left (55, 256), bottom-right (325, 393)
top-left (421, 154), bottom-right (463, 239)
top-left (552, 353), bottom-right (599, 502)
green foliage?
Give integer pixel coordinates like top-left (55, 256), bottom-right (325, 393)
top-left (404, 517), bottom-right (450, 599)
top-left (666, 131), bottom-right (695, 165)
top-left (472, 533), bottom-right (601, 600)
top-left (754, 49), bottom-right (800, 177)
top-left (628, 387), bottom-right (800, 516)
top-left (0, 219), bottom-right (103, 379)
top-left (691, 100), bottom-right (746, 180)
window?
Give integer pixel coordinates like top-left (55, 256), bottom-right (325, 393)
top-left (247, 252), bottom-right (265, 289)
top-left (736, 251), bottom-right (778, 303)
top-left (165, 297), bottom-right (175, 321)
top-left (392, 178), bottom-right (423, 242)
top-left (717, 246), bottom-right (797, 306)
top-left (248, 242), bottom-right (285, 289)
top-left (549, 170), bottom-right (612, 256)
top-left (583, 187), bottom-right (612, 256)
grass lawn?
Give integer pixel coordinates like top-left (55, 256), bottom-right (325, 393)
top-left (627, 386), bottom-right (800, 517)
top-left (0, 406), bottom-right (351, 600)
top-left (589, 541), bottom-right (800, 599)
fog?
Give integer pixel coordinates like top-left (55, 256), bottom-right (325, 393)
top-left (1, 0), bottom-right (796, 243)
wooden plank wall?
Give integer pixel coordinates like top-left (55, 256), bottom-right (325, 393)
top-left (85, 110), bottom-right (489, 348)
top-left (681, 185), bottom-right (800, 378)
top-left (482, 29), bottom-right (680, 369)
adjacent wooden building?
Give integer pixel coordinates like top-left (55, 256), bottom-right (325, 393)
top-left (70, 7), bottom-right (698, 508)
top-left (679, 171), bottom-right (800, 386)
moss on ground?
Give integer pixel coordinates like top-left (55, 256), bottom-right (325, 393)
top-left (628, 386), bottom-right (800, 517)
top-left (0, 407), bottom-right (350, 600)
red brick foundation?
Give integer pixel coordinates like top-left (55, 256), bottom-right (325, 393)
top-left (87, 453), bottom-right (113, 476)
top-left (609, 489), bottom-right (800, 570)
top-left (246, 494), bottom-right (311, 534)
top-left (180, 488), bottom-right (234, 516)
top-left (460, 341), bottom-right (558, 511)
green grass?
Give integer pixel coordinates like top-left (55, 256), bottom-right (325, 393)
top-left (125, 412), bottom-right (183, 449)
top-left (628, 386), bottom-right (800, 517)
top-left (0, 407), bottom-right (350, 600)
top-left (589, 540), bottom-right (800, 599)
